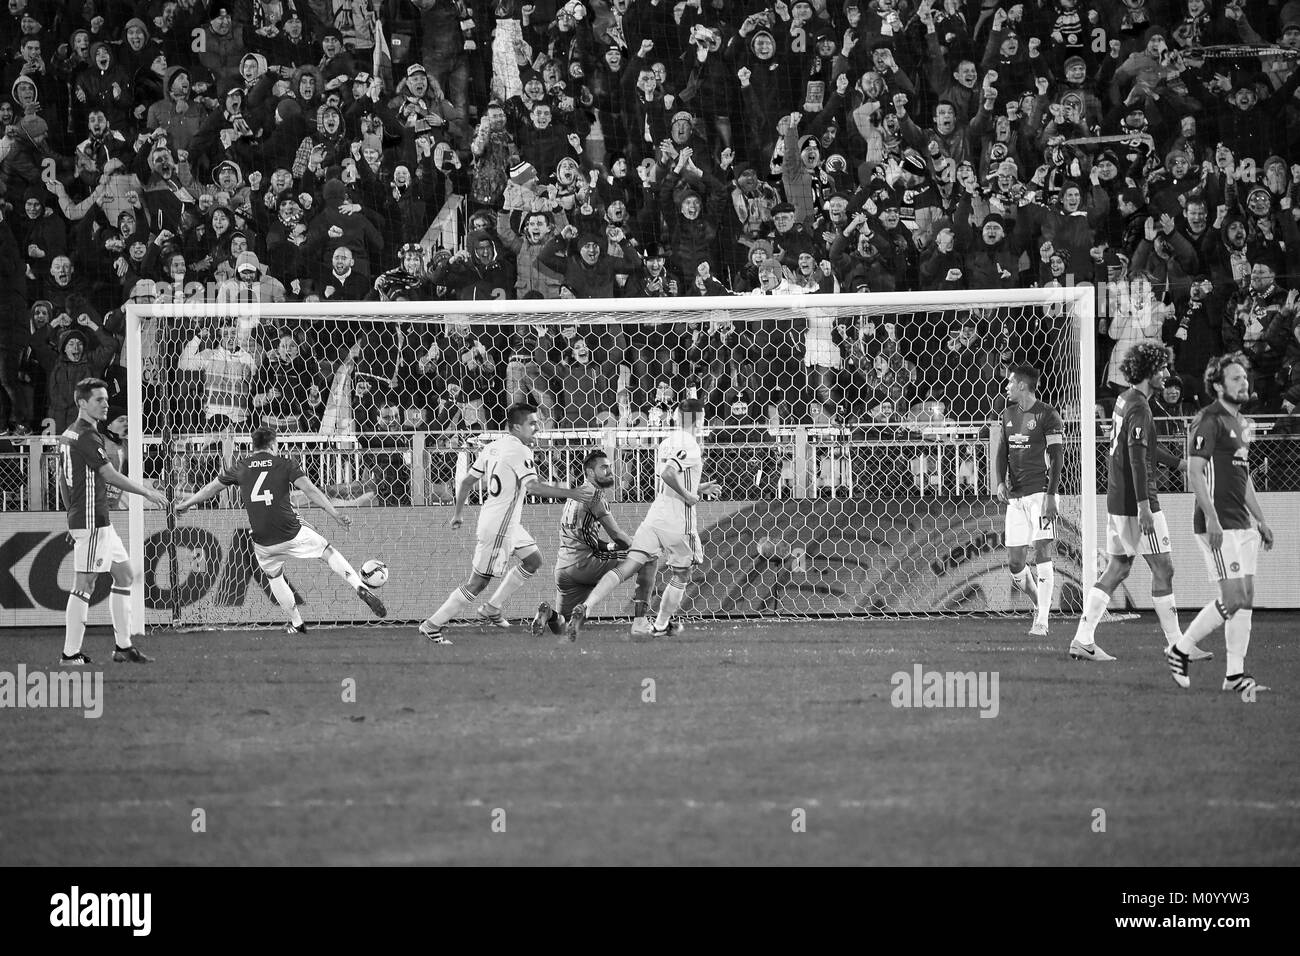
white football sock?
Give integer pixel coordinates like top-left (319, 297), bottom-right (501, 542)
top-left (1034, 561), bottom-right (1054, 625)
top-left (584, 569), bottom-right (625, 611)
top-left (488, 565), bottom-right (534, 610)
top-left (655, 580), bottom-right (687, 630)
top-left (1151, 593), bottom-right (1182, 646)
top-left (1073, 587), bottom-right (1110, 644)
top-left (63, 589), bottom-right (91, 657)
top-left (110, 586), bottom-right (132, 647)
top-left (327, 550), bottom-right (362, 589)
top-left (429, 586), bottom-right (475, 627)
top-left (269, 575), bottom-right (304, 627)
top-left (1176, 600), bottom-right (1231, 654)
top-left (1224, 608), bottom-right (1251, 677)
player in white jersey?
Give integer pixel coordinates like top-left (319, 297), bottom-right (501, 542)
top-left (565, 399), bottom-right (720, 641)
top-left (419, 403), bottom-right (594, 644)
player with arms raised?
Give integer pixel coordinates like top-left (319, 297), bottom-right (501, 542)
top-left (58, 378), bottom-right (169, 665)
top-left (531, 450), bottom-right (660, 640)
top-left (566, 399), bottom-right (719, 641)
top-left (1167, 354), bottom-right (1274, 692)
top-left (1071, 342), bottom-right (1192, 661)
top-left (419, 403), bottom-right (594, 644)
top-left (996, 363), bottom-right (1064, 636)
top-left (176, 425), bottom-right (386, 631)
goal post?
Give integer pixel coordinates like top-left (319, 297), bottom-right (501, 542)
top-left (125, 285), bottom-right (1097, 630)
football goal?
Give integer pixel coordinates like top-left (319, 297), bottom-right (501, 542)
top-left (124, 287), bottom-right (1096, 629)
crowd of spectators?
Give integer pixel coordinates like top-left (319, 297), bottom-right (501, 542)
top-left (7, 0), bottom-right (1300, 438)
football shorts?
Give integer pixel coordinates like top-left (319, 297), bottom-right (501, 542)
top-left (555, 554), bottom-right (620, 615)
top-left (1106, 510), bottom-right (1172, 557)
top-left (1004, 492), bottom-right (1058, 548)
top-left (629, 519), bottom-right (702, 569)
top-left (254, 525), bottom-right (330, 577)
top-left (472, 524), bottom-right (538, 578)
top-left (70, 524), bottom-right (129, 574)
top-left (1195, 528), bottom-right (1261, 584)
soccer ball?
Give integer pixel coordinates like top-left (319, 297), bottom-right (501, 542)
top-left (360, 559), bottom-right (389, 588)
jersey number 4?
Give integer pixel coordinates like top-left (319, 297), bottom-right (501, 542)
top-left (251, 471), bottom-right (274, 506)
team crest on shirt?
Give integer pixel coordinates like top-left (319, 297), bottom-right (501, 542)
top-left (1023, 416), bottom-right (1036, 431)
top-left (1231, 562), bottom-right (1240, 572)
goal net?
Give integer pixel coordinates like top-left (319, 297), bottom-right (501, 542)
top-left (125, 288), bottom-right (1096, 630)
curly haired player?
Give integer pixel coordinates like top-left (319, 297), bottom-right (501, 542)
top-left (1071, 342), bottom-right (1199, 662)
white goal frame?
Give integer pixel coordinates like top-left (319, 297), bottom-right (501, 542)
top-left (125, 287), bottom-right (1097, 628)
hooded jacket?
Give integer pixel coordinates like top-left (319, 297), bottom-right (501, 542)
top-left (16, 184), bottom-right (67, 268)
top-left (292, 103), bottom-right (349, 178)
top-left (289, 65), bottom-right (325, 129)
top-left (0, 111), bottom-right (65, 200)
top-left (72, 42), bottom-right (133, 127)
top-left (146, 66), bottom-right (209, 152)
top-left (39, 323), bottom-right (119, 431)
top-left (116, 18), bottom-right (164, 79)
top-left (301, 183), bottom-right (386, 277)
top-left (659, 170), bottom-right (723, 280)
top-left (438, 230), bottom-right (519, 300)
top-left (198, 17), bottom-right (245, 87)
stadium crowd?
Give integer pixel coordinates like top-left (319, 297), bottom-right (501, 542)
top-left (5, 0), bottom-right (1300, 437)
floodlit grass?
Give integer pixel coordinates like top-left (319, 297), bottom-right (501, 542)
top-left (2, 615), bottom-right (1297, 865)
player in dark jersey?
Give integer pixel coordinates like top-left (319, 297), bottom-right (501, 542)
top-left (529, 450), bottom-right (660, 641)
top-left (1167, 354), bottom-right (1275, 693)
top-left (996, 364), bottom-right (1064, 637)
top-left (58, 378), bottom-right (169, 666)
top-left (175, 425), bottom-right (386, 632)
top-left (1071, 342), bottom-right (1192, 662)
top-left (100, 406), bottom-right (128, 510)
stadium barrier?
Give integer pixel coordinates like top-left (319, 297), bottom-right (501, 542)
top-left (5, 488), bottom-right (1299, 628)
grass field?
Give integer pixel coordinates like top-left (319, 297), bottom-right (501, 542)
top-left (2, 614), bottom-right (1298, 866)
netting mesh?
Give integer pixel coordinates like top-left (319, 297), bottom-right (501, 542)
top-left (130, 293), bottom-right (1088, 628)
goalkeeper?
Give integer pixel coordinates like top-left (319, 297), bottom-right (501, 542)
top-left (532, 450), bottom-right (660, 640)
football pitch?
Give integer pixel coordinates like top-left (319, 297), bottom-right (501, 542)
top-left (2, 614), bottom-right (1298, 866)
